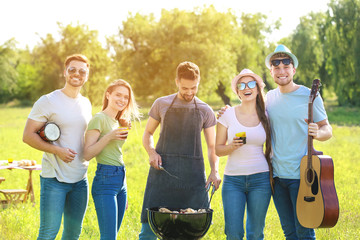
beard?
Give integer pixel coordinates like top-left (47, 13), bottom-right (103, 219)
top-left (179, 92), bottom-right (195, 102)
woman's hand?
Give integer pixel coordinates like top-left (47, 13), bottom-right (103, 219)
top-left (107, 128), bottom-right (129, 141)
top-left (229, 137), bottom-right (244, 150)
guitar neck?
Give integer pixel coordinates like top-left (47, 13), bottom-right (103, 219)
top-left (307, 101), bottom-right (314, 167)
top-left (306, 79), bottom-right (321, 168)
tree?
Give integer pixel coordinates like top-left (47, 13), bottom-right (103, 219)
top-left (324, 0), bottom-right (360, 106)
top-left (0, 39), bottom-right (18, 103)
top-left (110, 7), bottom-right (236, 104)
top-left (15, 50), bottom-right (40, 103)
top-left (284, 13), bottom-right (327, 90)
top-left (236, 13), bottom-right (279, 91)
top-left (31, 23), bottom-right (111, 105)
top-left (110, 6), bottom-right (276, 105)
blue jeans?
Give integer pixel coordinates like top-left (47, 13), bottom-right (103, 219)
top-left (139, 223), bottom-right (158, 240)
top-left (273, 177), bottom-right (316, 240)
top-left (222, 172), bottom-right (271, 240)
top-left (38, 176), bottom-right (88, 240)
top-left (92, 164), bottom-right (127, 240)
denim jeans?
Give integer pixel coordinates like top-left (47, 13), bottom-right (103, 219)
top-left (92, 164), bottom-right (127, 240)
top-left (37, 176), bottom-right (88, 240)
top-left (139, 223), bottom-right (158, 240)
top-left (273, 177), bottom-right (316, 240)
top-left (222, 172), bottom-right (271, 240)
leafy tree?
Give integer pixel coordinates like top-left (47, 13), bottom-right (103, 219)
top-left (324, 0), bottom-right (360, 106)
top-left (284, 13), bottom-right (328, 91)
top-left (0, 39), bottom-right (19, 103)
top-left (31, 23), bottom-right (111, 105)
top-left (110, 7), bottom-right (240, 104)
top-left (14, 50), bottom-right (40, 103)
top-left (235, 13), bottom-right (279, 91)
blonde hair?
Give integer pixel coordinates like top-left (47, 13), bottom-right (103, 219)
top-left (102, 79), bottom-right (141, 125)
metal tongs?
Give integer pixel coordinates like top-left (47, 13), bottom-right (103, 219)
top-left (201, 183), bottom-right (216, 208)
top-left (159, 165), bottom-right (180, 180)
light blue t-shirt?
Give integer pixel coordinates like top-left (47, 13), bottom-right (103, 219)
top-left (266, 86), bottom-right (327, 179)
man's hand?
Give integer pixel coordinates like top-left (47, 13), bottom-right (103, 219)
top-left (56, 147), bottom-right (77, 163)
top-left (149, 150), bottom-right (162, 170)
top-left (216, 105), bottom-right (231, 119)
top-left (305, 118), bottom-right (332, 141)
top-left (206, 170), bottom-right (221, 191)
top-left (308, 122), bottom-right (319, 138)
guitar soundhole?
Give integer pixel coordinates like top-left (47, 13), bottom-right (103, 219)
top-left (306, 169), bottom-right (314, 184)
top-left (311, 171), bottom-right (319, 195)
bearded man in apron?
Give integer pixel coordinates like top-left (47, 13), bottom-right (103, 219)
top-left (139, 61), bottom-right (222, 239)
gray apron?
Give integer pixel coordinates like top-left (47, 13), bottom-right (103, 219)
top-left (141, 95), bottom-right (208, 223)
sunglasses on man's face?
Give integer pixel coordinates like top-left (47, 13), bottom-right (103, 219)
top-left (67, 67), bottom-right (88, 76)
top-left (237, 80), bottom-right (257, 91)
top-left (271, 58), bottom-right (292, 67)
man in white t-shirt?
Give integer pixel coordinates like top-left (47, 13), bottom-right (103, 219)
top-left (23, 54), bottom-right (92, 240)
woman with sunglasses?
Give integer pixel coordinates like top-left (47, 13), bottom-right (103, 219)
top-left (215, 69), bottom-right (273, 240)
top-left (84, 79), bottom-right (140, 240)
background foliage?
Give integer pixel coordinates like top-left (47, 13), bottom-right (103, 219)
top-left (2, 0), bottom-right (359, 107)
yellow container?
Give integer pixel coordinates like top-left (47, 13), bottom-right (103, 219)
top-left (235, 132), bottom-right (246, 144)
top-left (235, 132), bottom-right (246, 138)
top-left (7, 158), bottom-right (14, 163)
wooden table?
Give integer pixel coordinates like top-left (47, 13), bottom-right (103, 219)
top-left (0, 160), bottom-right (41, 204)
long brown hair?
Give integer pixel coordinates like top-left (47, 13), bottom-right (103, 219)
top-left (255, 84), bottom-right (273, 180)
top-left (102, 79), bottom-right (141, 126)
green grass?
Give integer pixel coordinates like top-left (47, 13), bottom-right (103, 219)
top-left (0, 105), bottom-right (359, 239)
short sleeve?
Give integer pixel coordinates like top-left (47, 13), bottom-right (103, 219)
top-left (202, 105), bottom-right (216, 129)
top-left (148, 98), bottom-right (161, 122)
top-left (313, 94), bottom-right (328, 123)
top-left (87, 114), bottom-right (103, 132)
top-left (217, 109), bottom-right (229, 129)
top-left (28, 96), bottom-right (50, 122)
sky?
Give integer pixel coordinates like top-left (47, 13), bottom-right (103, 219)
top-left (1, 0), bottom-right (331, 49)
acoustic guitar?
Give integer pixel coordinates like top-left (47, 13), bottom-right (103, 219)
top-left (296, 79), bottom-right (339, 228)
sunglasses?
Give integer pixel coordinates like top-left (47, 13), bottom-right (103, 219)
top-left (237, 80), bottom-right (257, 91)
top-left (67, 67), bottom-right (88, 76)
top-left (271, 58), bottom-right (292, 67)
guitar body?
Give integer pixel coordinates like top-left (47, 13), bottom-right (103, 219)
top-left (297, 154), bottom-right (339, 228)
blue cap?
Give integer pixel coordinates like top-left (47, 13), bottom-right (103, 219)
top-left (265, 44), bottom-right (298, 69)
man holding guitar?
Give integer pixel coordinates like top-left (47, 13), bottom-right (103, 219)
top-left (265, 45), bottom-right (333, 239)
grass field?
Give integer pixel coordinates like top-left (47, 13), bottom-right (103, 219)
top-left (0, 105), bottom-right (359, 239)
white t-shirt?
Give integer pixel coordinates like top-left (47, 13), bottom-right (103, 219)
top-left (28, 89), bottom-right (92, 183)
top-left (217, 107), bottom-right (269, 176)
